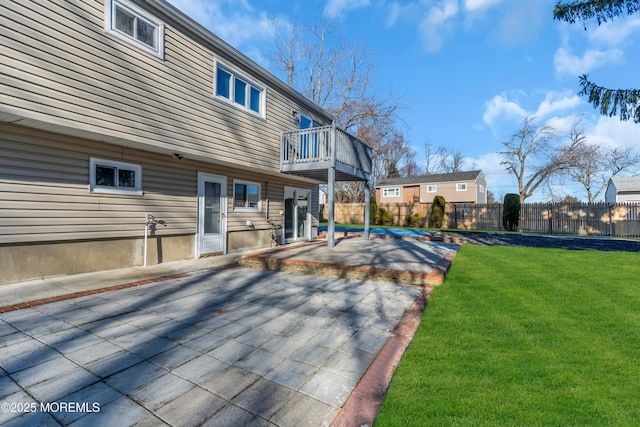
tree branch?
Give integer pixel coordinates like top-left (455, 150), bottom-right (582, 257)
top-left (554, 0), bottom-right (640, 25)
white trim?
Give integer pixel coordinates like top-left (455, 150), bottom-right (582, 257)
top-left (284, 186), bottom-right (312, 242)
top-left (233, 179), bottom-right (261, 212)
top-left (456, 183), bottom-right (468, 191)
top-left (427, 185), bottom-right (437, 193)
top-left (105, 0), bottom-right (165, 59)
top-left (89, 157), bottom-right (142, 195)
top-left (382, 187), bottom-right (400, 198)
top-left (214, 60), bottom-right (266, 118)
top-left (197, 172), bottom-right (227, 257)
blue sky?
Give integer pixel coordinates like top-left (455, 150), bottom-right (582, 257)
top-left (167, 0), bottom-right (640, 202)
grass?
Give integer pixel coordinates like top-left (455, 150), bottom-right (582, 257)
top-left (375, 245), bottom-right (640, 426)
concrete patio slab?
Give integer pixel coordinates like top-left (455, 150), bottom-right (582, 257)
top-left (240, 237), bottom-right (458, 286)
top-left (0, 237), bottom-right (459, 426)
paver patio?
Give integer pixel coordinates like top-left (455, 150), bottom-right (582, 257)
top-left (0, 238), bottom-right (458, 426)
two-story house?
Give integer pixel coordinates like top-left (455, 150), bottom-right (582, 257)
top-left (0, 0), bottom-right (371, 284)
top-left (376, 171), bottom-right (487, 204)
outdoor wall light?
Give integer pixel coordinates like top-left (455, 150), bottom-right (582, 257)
top-left (292, 110), bottom-right (300, 124)
top-left (171, 153), bottom-right (184, 160)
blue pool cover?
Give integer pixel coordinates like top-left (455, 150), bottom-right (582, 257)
top-left (317, 225), bottom-right (433, 237)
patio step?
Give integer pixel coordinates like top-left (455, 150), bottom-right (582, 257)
top-left (239, 250), bottom-right (456, 287)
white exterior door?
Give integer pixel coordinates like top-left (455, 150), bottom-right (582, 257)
top-left (197, 173), bottom-right (227, 256)
top-left (284, 187), bottom-right (311, 242)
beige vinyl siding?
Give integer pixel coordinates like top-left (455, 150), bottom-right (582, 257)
top-left (1, 0), bottom-right (327, 174)
top-left (419, 181), bottom-right (478, 203)
top-left (0, 125), bottom-right (196, 244)
top-left (0, 124), bottom-right (318, 245)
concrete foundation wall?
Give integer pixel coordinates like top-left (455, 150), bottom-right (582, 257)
top-left (0, 234), bottom-right (194, 285)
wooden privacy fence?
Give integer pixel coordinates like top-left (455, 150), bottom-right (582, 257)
top-left (321, 202), bottom-right (640, 238)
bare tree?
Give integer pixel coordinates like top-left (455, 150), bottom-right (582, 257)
top-left (424, 141), bottom-right (474, 174)
top-left (269, 18), bottom-right (400, 133)
top-left (500, 115), bottom-right (587, 203)
top-left (270, 17), bottom-right (405, 203)
top-left (369, 129), bottom-right (415, 182)
top-left (568, 145), bottom-right (640, 202)
top-left (271, 18), bottom-right (300, 87)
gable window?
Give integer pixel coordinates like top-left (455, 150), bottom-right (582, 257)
top-left (215, 62), bottom-right (265, 117)
top-left (427, 185), bottom-right (437, 193)
top-left (234, 180), bottom-right (261, 211)
top-left (90, 158), bottom-right (142, 195)
top-left (456, 183), bottom-right (467, 191)
top-left (106, 0), bottom-right (164, 59)
top-left (383, 188), bottom-right (400, 198)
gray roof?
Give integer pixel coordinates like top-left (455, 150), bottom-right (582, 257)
top-left (610, 175), bottom-right (640, 192)
top-left (377, 170), bottom-right (482, 187)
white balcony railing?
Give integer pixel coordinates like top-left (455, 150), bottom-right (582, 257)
top-left (281, 125), bottom-right (372, 181)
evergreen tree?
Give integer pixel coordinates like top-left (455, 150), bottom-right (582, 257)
top-left (554, 1), bottom-right (640, 122)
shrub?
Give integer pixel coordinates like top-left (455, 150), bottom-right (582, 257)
top-left (369, 195), bottom-right (378, 224)
top-left (503, 193), bottom-right (521, 231)
top-left (377, 207), bottom-right (394, 225)
top-left (405, 212), bottom-right (422, 228)
top-left (430, 195), bottom-right (446, 228)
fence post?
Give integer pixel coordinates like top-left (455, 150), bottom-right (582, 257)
top-left (453, 204), bottom-right (458, 229)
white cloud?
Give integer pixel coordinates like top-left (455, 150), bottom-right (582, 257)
top-left (589, 16), bottom-right (640, 47)
top-left (534, 91), bottom-right (581, 118)
top-left (585, 115), bottom-right (640, 151)
top-left (553, 46), bottom-right (623, 76)
top-left (387, 2), bottom-right (422, 28)
top-left (166, 0), bottom-right (274, 49)
top-left (482, 93), bottom-right (527, 127)
top-left (418, 0), bottom-right (459, 52)
top-left (324, 0), bottom-right (370, 19)
top-left (464, 0), bottom-right (502, 12)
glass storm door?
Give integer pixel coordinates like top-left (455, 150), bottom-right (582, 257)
top-left (198, 173), bottom-right (226, 255)
top-left (284, 187), bottom-right (311, 242)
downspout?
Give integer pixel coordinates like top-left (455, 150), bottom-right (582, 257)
top-left (265, 181), bottom-right (269, 220)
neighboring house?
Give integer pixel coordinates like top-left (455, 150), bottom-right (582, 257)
top-left (376, 171), bottom-right (488, 204)
top-left (605, 176), bottom-right (640, 203)
top-left (0, 0), bottom-right (371, 283)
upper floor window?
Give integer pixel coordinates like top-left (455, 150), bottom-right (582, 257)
top-left (106, 0), bottom-right (165, 59)
top-left (215, 62), bottom-right (265, 117)
top-left (427, 185), bottom-right (437, 193)
top-left (456, 183), bottom-right (468, 191)
top-left (383, 188), bottom-right (400, 198)
top-left (90, 158), bottom-right (142, 195)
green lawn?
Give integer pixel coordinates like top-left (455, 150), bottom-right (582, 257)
top-left (375, 245), bottom-right (640, 426)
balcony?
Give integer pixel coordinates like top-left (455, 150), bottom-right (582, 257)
top-left (281, 125), bottom-right (372, 182)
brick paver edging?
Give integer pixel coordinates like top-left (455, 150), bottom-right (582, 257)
top-left (0, 265), bottom-right (235, 313)
top-left (332, 285), bottom-right (431, 426)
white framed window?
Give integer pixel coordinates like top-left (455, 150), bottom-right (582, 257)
top-left (215, 61), bottom-right (265, 117)
top-left (90, 158), bottom-right (142, 195)
top-left (383, 188), bottom-right (400, 198)
top-left (427, 185), bottom-right (437, 193)
top-left (105, 0), bottom-right (165, 59)
top-left (456, 183), bottom-right (468, 191)
top-left (233, 180), bottom-right (261, 211)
